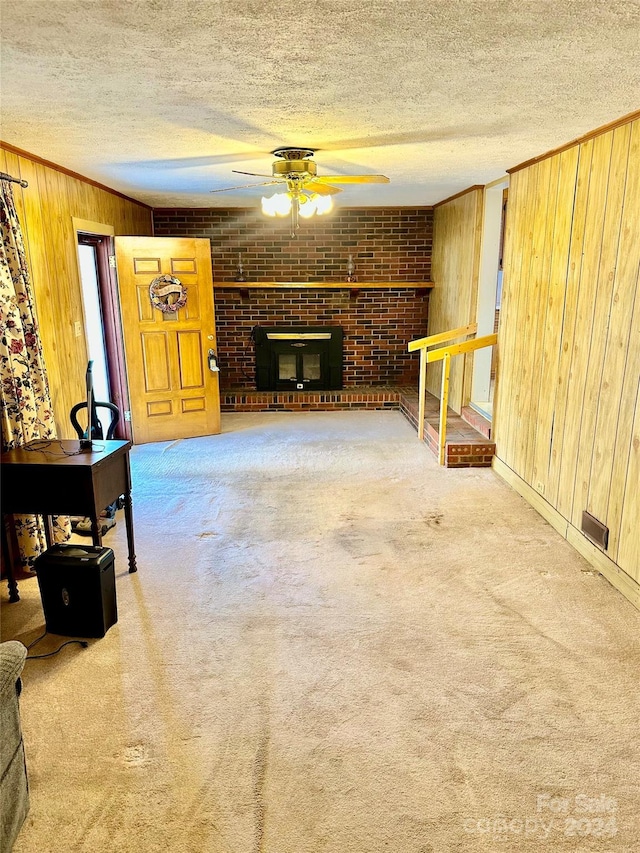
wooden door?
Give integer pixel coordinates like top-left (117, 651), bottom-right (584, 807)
top-left (115, 237), bottom-right (220, 443)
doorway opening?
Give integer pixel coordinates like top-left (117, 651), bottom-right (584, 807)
top-left (75, 226), bottom-right (131, 440)
top-left (471, 180), bottom-right (508, 420)
top-left (78, 237), bottom-right (110, 403)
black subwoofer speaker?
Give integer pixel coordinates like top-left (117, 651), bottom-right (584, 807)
top-left (35, 544), bottom-right (117, 638)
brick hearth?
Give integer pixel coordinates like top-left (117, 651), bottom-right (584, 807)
top-left (213, 287), bottom-right (429, 389)
top-left (221, 386), bottom-right (494, 468)
top-left (221, 386), bottom-right (406, 412)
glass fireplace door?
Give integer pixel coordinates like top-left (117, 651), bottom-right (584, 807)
top-left (273, 344), bottom-right (328, 390)
top-left (255, 326), bottom-right (343, 391)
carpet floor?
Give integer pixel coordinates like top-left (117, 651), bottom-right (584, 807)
top-left (2, 411), bottom-right (639, 852)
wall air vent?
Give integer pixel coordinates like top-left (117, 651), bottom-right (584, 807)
top-left (581, 511), bottom-right (609, 550)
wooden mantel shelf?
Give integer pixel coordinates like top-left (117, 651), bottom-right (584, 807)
top-left (213, 281), bottom-right (434, 289)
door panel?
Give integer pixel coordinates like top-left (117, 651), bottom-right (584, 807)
top-left (141, 333), bottom-right (171, 391)
top-left (133, 258), bottom-right (161, 274)
top-left (185, 287), bottom-right (201, 320)
top-left (177, 331), bottom-right (204, 388)
top-left (136, 285), bottom-right (155, 321)
top-left (115, 236), bottom-right (220, 443)
top-left (171, 258), bottom-right (197, 274)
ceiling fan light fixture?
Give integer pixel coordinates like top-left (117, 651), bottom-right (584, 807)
top-left (225, 148), bottom-right (385, 235)
top-left (315, 193), bottom-right (333, 215)
top-left (298, 194), bottom-right (317, 219)
top-left (261, 192), bottom-right (291, 217)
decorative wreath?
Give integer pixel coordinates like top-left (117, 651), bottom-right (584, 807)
top-left (149, 275), bottom-right (187, 313)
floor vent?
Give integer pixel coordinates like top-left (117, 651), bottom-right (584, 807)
top-left (581, 511), bottom-right (609, 550)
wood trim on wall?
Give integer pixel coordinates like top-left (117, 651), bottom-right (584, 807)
top-left (71, 217), bottom-right (115, 237)
top-left (0, 141), bottom-right (151, 210)
top-left (433, 185), bottom-right (484, 209)
top-left (507, 108), bottom-right (640, 175)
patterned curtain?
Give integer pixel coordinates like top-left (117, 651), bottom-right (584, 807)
top-left (0, 177), bottom-right (69, 569)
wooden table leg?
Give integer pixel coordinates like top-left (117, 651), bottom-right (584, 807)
top-left (2, 516), bottom-right (20, 603)
top-left (44, 515), bottom-right (53, 548)
top-left (6, 574), bottom-right (20, 603)
top-left (123, 492), bottom-right (137, 572)
top-left (91, 516), bottom-right (103, 547)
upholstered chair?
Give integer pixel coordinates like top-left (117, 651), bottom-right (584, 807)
top-left (0, 641), bottom-right (29, 851)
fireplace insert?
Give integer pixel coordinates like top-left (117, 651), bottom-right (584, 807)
top-left (254, 325), bottom-right (343, 391)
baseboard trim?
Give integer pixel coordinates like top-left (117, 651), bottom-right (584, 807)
top-left (492, 456), bottom-right (639, 611)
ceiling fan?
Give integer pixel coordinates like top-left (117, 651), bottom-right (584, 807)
top-left (210, 147), bottom-right (390, 236)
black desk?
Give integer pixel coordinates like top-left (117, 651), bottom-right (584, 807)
top-left (1, 439), bottom-right (137, 602)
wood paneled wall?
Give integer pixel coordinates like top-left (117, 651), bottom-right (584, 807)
top-left (426, 188), bottom-right (483, 411)
top-left (0, 146), bottom-right (152, 436)
top-left (495, 117), bottom-right (640, 590)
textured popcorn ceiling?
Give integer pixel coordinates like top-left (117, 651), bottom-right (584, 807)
top-left (1, 0), bottom-right (639, 207)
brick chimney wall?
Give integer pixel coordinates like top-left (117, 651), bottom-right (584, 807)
top-left (152, 207), bottom-right (433, 388)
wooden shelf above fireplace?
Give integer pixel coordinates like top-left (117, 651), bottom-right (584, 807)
top-left (213, 281), bottom-right (434, 290)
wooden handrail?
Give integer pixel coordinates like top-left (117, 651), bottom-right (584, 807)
top-left (408, 323), bottom-right (478, 441)
top-left (408, 327), bottom-right (498, 465)
top-left (407, 322), bottom-right (477, 352)
top-left (426, 332), bottom-right (497, 364)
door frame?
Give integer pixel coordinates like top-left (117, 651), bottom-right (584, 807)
top-left (72, 218), bottom-right (132, 441)
top-left (471, 177), bottom-right (509, 413)
top-left (114, 236), bottom-right (221, 444)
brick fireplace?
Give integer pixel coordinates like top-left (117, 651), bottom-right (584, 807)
top-left (213, 287), bottom-right (429, 389)
top-left (153, 206), bottom-right (434, 396)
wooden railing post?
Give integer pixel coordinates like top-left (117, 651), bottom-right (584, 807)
top-left (418, 348), bottom-right (427, 441)
top-left (438, 353), bottom-right (451, 466)
top-left (408, 327), bottom-right (497, 466)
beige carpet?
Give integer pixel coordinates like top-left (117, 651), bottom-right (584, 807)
top-left (2, 411), bottom-right (639, 853)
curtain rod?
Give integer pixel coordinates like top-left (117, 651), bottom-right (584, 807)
top-left (0, 171), bottom-right (28, 188)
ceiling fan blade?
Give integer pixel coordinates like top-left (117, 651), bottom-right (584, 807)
top-left (210, 180), bottom-right (283, 193)
top-left (119, 152), bottom-right (268, 170)
top-left (304, 180), bottom-right (343, 196)
top-left (313, 124), bottom-right (504, 154)
top-left (232, 170), bottom-right (277, 178)
top-left (314, 175), bottom-right (390, 184)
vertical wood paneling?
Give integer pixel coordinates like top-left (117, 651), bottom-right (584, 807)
top-left (589, 123), bottom-right (640, 565)
top-left (546, 140), bottom-right (594, 506)
top-left (427, 188), bottom-right (483, 412)
top-left (530, 146), bottom-right (580, 492)
top-left (0, 144), bottom-right (152, 436)
top-left (495, 117), bottom-right (640, 589)
top-left (523, 154), bottom-right (560, 480)
top-left (516, 156), bottom-right (556, 479)
top-left (572, 125), bottom-right (631, 529)
top-left (617, 381), bottom-right (640, 582)
top-left (495, 166), bottom-right (534, 465)
top-left (556, 131), bottom-right (614, 520)
top-left (3, 152), bottom-right (28, 247)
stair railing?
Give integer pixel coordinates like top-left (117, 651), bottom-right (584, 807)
top-left (408, 323), bottom-right (497, 465)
